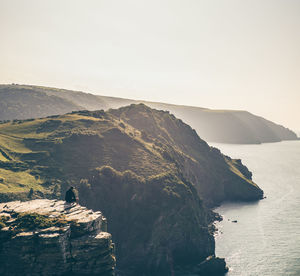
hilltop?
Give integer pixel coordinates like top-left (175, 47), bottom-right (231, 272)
top-left (0, 103), bottom-right (262, 274)
top-left (0, 84), bottom-right (297, 144)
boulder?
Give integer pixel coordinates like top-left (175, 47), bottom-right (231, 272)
top-left (196, 255), bottom-right (228, 275)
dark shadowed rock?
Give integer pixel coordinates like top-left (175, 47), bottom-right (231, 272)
top-left (195, 256), bottom-right (228, 275)
top-left (174, 255), bottom-right (228, 276)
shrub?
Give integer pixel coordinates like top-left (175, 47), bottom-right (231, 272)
top-left (9, 213), bottom-right (68, 232)
top-left (0, 216), bottom-right (9, 229)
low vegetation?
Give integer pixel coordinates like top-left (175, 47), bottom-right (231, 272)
top-left (0, 212), bottom-right (68, 232)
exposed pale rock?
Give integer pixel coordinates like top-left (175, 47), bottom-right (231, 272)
top-left (0, 199), bottom-right (115, 276)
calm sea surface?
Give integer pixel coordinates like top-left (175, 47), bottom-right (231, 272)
top-left (211, 141), bottom-right (300, 276)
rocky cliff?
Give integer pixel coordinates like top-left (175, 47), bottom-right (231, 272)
top-left (0, 199), bottom-right (116, 276)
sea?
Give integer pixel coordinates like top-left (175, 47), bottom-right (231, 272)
top-left (211, 141), bottom-right (300, 276)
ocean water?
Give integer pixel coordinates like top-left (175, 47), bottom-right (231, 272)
top-left (211, 141), bottom-right (300, 276)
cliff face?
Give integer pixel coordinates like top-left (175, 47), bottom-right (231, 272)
top-left (78, 167), bottom-right (217, 275)
top-left (0, 199), bottom-right (116, 276)
top-left (109, 104), bottom-right (263, 206)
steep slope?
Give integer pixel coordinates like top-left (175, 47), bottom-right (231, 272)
top-left (109, 104), bottom-right (263, 205)
top-left (0, 84), bottom-right (297, 144)
top-left (0, 104), bottom-right (262, 275)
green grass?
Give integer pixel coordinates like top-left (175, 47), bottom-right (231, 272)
top-left (0, 168), bottom-right (43, 193)
top-left (0, 114), bottom-right (108, 139)
top-left (0, 134), bottom-right (31, 154)
top-left (0, 152), bottom-right (8, 161)
top-left (0, 212), bottom-right (68, 232)
top-left (0, 119), bottom-right (50, 138)
top-left (226, 159), bottom-right (261, 188)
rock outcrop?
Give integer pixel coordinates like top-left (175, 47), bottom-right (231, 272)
top-left (174, 255), bottom-right (228, 276)
top-left (0, 199), bottom-right (116, 276)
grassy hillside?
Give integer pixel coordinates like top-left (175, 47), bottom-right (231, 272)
top-left (0, 104), bottom-right (263, 204)
top-left (0, 84), bottom-right (297, 144)
top-left (0, 85), bottom-right (82, 120)
top-left (0, 104), bottom-right (263, 274)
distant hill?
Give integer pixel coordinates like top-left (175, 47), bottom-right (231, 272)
top-left (141, 102), bottom-right (298, 144)
top-left (0, 104), bottom-right (262, 274)
top-left (0, 84), bottom-right (297, 144)
top-left (0, 85), bottom-right (82, 120)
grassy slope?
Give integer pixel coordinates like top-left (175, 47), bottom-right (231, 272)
top-left (0, 109), bottom-right (171, 197)
top-left (0, 104), bottom-right (262, 203)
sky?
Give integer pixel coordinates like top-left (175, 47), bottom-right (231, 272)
top-left (0, 0), bottom-right (299, 131)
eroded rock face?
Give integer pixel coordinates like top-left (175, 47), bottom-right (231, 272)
top-left (0, 199), bottom-right (116, 276)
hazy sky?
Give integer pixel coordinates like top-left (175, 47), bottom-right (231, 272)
top-left (0, 0), bottom-right (299, 130)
